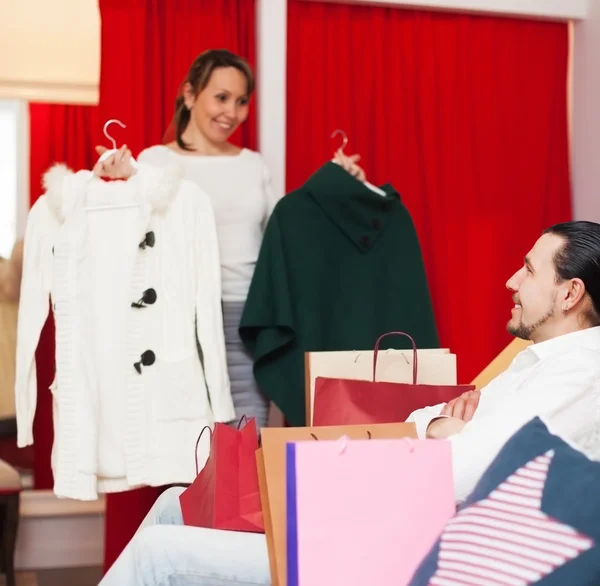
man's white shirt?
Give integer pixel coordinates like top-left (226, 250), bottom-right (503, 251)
top-left (406, 327), bottom-right (600, 503)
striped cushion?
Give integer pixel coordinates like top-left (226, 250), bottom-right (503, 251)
top-left (409, 417), bottom-right (600, 586)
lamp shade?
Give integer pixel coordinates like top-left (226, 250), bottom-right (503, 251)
top-left (0, 0), bottom-right (100, 104)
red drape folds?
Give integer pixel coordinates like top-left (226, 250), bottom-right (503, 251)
top-left (28, 0), bottom-right (256, 573)
top-left (287, 1), bottom-right (572, 382)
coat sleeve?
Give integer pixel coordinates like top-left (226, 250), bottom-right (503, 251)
top-left (194, 190), bottom-right (236, 423)
top-left (15, 197), bottom-right (57, 447)
top-left (239, 208), bottom-right (297, 419)
top-left (405, 404), bottom-right (446, 438)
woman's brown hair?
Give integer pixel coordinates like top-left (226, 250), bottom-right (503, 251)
top-left (174, 49), bottom-right (255, 151)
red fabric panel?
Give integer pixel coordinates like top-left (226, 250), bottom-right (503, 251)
top-left (98, 0), bottom-right (257, 153)
top-left (286, 1), bottom-right (571, 383)
top-left (27, 0), bottom-right (256, 572)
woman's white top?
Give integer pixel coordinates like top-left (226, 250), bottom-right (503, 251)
top-left (139, 146), bottom-right (279, 303)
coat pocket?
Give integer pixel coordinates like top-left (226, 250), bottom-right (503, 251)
top-left (155, 354), bottom-right (210, 422)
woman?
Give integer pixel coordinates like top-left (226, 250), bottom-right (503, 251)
top-left (96, 49), bottom-right (368, 585)
top-left (96, 49), bottom-right (365, 430)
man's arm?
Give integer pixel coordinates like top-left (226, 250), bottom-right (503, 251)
top-left (447, 350), bottom-right (600, 503)
top-left (405, 404), bottom-right (446, 439)
top-left (406, 390), bottom-right (481, 439)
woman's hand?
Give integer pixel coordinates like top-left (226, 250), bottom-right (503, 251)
top-left (333, 148), bottom-right (367, 182)
top-left (93, 145), bottom-right (136, 180)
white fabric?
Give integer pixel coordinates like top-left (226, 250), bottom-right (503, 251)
top-left (99, 486), bottom-right (270, 586)
top-left (15, 162), bottom-right (236, 500)
top-left (90, 205), bottom-right (140, 479)
top-left (407, 327), bottom-right (600, 503)
top-left (139, 147), bottom-right (278, 303)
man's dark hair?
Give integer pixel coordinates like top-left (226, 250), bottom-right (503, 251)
top-left (544, 221), bottom-right (600, 322)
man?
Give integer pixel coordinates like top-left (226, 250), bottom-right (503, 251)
top-left (409, 220), bottom-right (600, 502)
top-left (100, 221), bottom-right (600, 586)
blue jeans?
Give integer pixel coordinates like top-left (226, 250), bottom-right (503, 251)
top-left (99, 487), bottom-right (270, 586)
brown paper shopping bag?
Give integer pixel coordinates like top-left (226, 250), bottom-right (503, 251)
top-left (256, 448), bottom-right (278, 585)
top-left (260, 423), bottom-right (417, 586)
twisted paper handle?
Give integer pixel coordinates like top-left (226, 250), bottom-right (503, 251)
top-left (194, 425), bottom-right (213, 475)
top-left (372, 331), bottom-right (418, 384)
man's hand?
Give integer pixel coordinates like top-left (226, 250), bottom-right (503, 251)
top-left (426, 390), bottom-right (481, 439)
top-left (426, 416), bottom-right (465, 439)
top-left (441, 389), bottom-right (481, 422)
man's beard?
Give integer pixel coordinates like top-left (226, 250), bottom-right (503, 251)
top-left (507, 303), bottom-right (556, 341)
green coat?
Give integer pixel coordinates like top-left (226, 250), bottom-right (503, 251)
top-left (239, 162), bottom-right (439, 425)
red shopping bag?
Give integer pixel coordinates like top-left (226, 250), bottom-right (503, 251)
top-left (313, 332), bottom-right (475, 426)
top-left (179, 416), bottom-right (264, 533)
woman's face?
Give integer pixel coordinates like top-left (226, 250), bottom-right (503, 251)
top-left (185, 66), bottom-right (250, 144)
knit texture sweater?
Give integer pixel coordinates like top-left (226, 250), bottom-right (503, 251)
top-left (15, 162), bottom-right (234, 500)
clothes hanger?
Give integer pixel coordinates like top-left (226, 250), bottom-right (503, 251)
top-left (97, 119), bottom-right (139, 169)
top-left (331, 128), bottom-right (349, 152)
top-left (330, 129), bottom-right (386, 197)
top-left (86, 119), bottom-right (141, 211)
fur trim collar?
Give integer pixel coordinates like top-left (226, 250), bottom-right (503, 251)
top-left (43, 162), bottom-right (182, 223)
top-left (43, 164), bottom-right (74, 223)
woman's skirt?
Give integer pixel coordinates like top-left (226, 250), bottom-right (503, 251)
top-left (222, 301), bottom-right (269, 429)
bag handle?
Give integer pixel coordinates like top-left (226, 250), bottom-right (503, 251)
top-left (194, 425), bottom-right (213, 476)
top-left (372, 331), bottom-right (418, 384)
top-left (194, 417), bottom-right (252, 475)
top-left (309, 431), bottom-right (372, 440)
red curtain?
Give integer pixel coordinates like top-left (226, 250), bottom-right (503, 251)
top-left (98, 0), bottom-right (256, 570)
top-left (97, 0), bottom-right (256, 154)
top-left (287, 1), bottom-right (572, 383)
top-left (28, 0), bottom-right (256, 572)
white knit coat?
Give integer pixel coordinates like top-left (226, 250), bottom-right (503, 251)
top-left (15, 161), bottom-right (235, 500)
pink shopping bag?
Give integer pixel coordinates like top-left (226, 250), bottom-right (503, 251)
top-left (286, 436), bottom-right (455, 586)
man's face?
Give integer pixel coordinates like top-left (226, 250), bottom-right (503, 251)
top-left (505, 233), bottom-right (566, 342)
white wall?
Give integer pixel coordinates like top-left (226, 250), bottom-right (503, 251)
top-left (0, 100), bottom-right (28, 255)
top-left (311, 0), bottom-right (587, 20)
top-left (572, 1), bottom-right (600, 221)
top-left (256, 0), bottom-right (287, 200)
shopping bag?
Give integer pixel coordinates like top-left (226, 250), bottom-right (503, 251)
top-left (305, 347), bottom-right (456, 425)
top-left (261, 423), bottom-right (417, 586)
top-left (286, 435), bottom-right (454, 586)
top-left (256, 448), bottom-right (278, 585)
top-left (313, 331), bottom-right (475, 425)
top-left (179, 416), bottom-right (264, 533)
